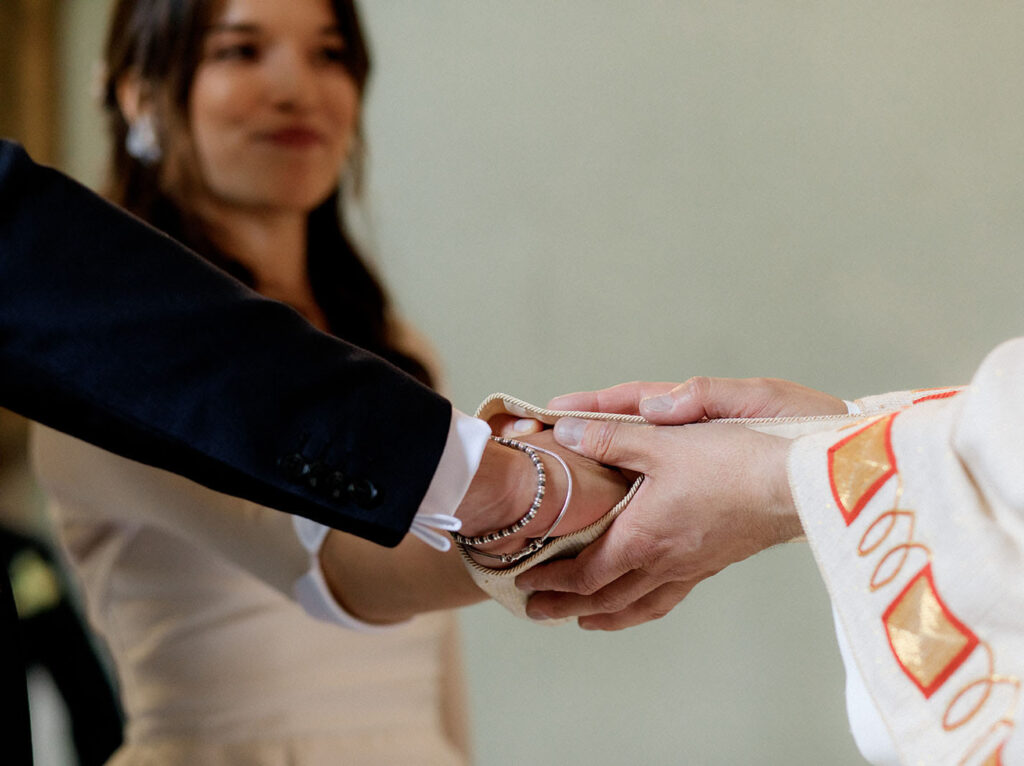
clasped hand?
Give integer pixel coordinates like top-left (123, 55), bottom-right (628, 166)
top-left (512, 377), bottom-right (846, 630)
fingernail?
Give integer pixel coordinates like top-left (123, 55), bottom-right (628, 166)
top-left (513, 418), bottom-right (536, 434)
top-left (641, 394), bottom-right (674, 413)
top-left (548, 395), bottom-right (570, 410)
top-left (526, 604), bottom-right (549, 620)
top-left (553, 418), bottom-right (585, 449)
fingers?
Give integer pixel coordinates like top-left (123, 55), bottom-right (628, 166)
top-left (516, 511), bottom-right (653, 599)
top-left (524, 568), bottom-right (658, 621)
top-left (638, 376), bottom-right (845, 424)
top-left (515, 530), bottom-right (627, 597)
top-left (549, 377), bottom-right (846, 425)
top-left (548, 382), bottom-right (676, 415)
top-left (576, 580), bottom-right (696, 631)
top-left (552, 418), bottom-right (656, 471)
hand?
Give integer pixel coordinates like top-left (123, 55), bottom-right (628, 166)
top-left (455, 430), bottom-right (629, 568)
top-left (515, 417), bottom-right (799, 629)
top-left (548, 376), bottom-right (846, 424)
top-left (318, 430), bottom-right (630, 624)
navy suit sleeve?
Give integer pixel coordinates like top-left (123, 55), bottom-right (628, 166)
top-left (0, 141), bottom-right (451, 546)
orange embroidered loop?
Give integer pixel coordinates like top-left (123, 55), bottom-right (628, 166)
top-left (946, 676), bottom-right (1019, 732)
top-left (943, 644), bottom-right (999, 730)
top-left (859, 508), bottom-right (916, 557)
top-left (870, 542), bottom-right (931, 591)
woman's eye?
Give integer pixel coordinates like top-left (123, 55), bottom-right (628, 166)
top-left (210, 43), bottom-right (259, 62)
top-left (317, 45), bottom-right (349, 65)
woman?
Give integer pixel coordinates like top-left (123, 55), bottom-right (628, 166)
top-left (31, 0), bottom-right (627, 763)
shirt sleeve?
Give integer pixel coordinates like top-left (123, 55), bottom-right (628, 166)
top-left (408, 410), bottom-right (491, 550)
top-left (291, 408), bottom-right (490, 628)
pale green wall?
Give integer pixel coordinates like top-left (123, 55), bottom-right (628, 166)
top-left (56, 2), bottom-right (1024, 764)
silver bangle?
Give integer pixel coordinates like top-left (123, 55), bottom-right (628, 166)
top-left (450, 436), bottom-right (545, 546)
top-left (464, 444), bottom-right (573, 565)
top-left (467, 538), bottom-right (547, 564)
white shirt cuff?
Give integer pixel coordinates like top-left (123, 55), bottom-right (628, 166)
top-left (409, 409), bottom-right (491, 551)
top-left (290, 517), bottom-right (396, 631)
top-left (289, 408), bottom-right (490, 628)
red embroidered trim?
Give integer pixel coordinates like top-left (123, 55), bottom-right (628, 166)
top-left (912, 390), bottom-right (961, 405)
top-left (989, 742), bottom-right (1006, 766)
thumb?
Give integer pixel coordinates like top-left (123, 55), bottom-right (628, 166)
top-left (553, 417), bottom-right (652, 471)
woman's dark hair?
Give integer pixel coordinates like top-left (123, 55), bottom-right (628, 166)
top-left (101, 0), bottom-right (433, 387)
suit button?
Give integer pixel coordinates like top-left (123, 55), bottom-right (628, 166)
top-left (304, 461), bottom-right (329, 490)
top-left (348, 477), bottom-right (382, 509)
top-left (325, 471), bottom-right (349, 500)
top-left (278, 453), bottom-right (308, 482)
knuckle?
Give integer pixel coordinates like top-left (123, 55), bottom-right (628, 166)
top-left (644, 604), bottom-right (674, 622)
top-left (592, 589), bottom-right (628, 613)
top-left (637, 585), bottom-right (691, 624)
top-left (751, 376), bottom-right (784, 412)
top-left (583, 421), bottom-right (619, 465)
top-left (621, 524), bottom-right (671, 569)
top-left (572, 568), bottom-right (606, 597)
top-left (683, 376), bottom-right (713, 404)
top-left (756, 376), bottom-right (786, 397)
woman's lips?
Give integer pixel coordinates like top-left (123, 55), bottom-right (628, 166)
top-left (262, 128), bottom-right (324, 147)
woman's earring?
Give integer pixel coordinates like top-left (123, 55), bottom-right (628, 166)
top-left (126, 113), bottom-right (162, 165)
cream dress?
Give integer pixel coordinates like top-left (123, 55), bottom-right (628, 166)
top-left (31, 420), bottom-right (469, 766)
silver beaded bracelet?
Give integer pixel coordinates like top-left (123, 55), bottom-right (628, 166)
top-left (462, 444), bottom-right (574, 565)
top-left (450, 436), bottom-right (546, 546)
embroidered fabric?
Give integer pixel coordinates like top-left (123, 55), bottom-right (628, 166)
top-left (789, 338), bottom-right (1024, 764)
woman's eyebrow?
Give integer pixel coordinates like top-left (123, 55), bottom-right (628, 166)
top-left (206, 22), bottom-right (261, 35)
top-left (204, 23), bottom-right (344, 39)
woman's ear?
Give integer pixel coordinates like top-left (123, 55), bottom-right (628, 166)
top-left (117, 72), bottom-right (163, 165)
top-left (116, 71), bottom-right (147, 124)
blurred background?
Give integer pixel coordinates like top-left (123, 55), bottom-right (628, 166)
top-left (4, 1), bottom-right (1024, 763)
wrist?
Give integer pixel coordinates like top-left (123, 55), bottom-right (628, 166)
top-left (765, 435), bottom-right (802, 542)
top-left (454, 437), bottom-right (570, 566)
top-left (455, 439), bottom-right (539, 538)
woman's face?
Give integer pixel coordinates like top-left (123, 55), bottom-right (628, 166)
top-left (186, 0), bottom-right (358, 214)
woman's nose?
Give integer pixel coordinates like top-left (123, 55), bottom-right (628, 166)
top-left (264, 47), bottom-right (318, 111)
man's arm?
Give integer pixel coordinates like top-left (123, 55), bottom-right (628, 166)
top-left (0, 140), bottom-right (449, 544)
top-left (0, 142), bottom-right (618, 551)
